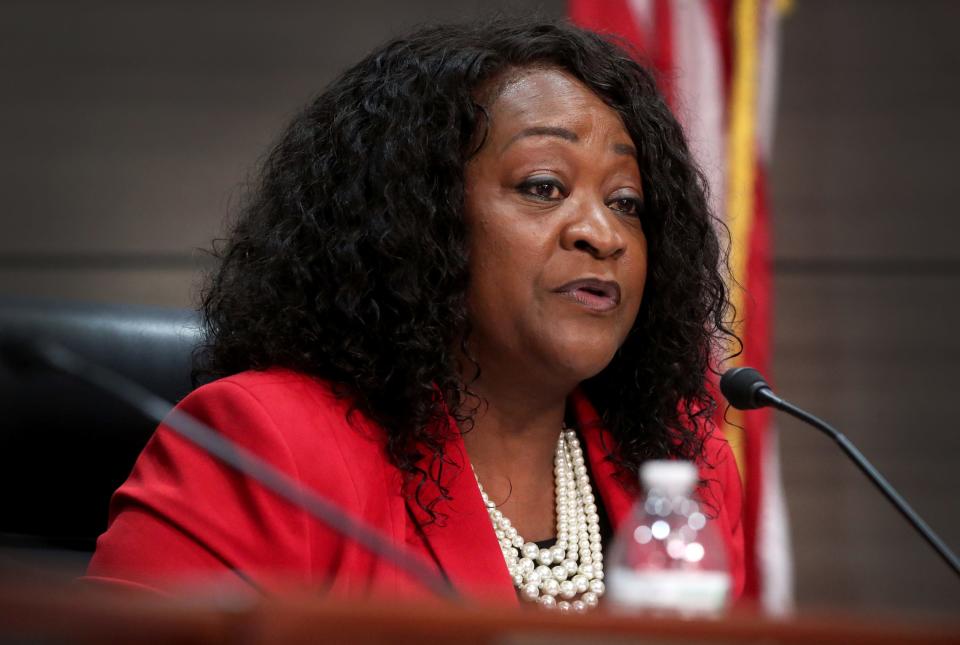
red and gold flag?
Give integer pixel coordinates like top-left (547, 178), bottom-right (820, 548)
top-left (570, 0), bottom-right (792, 611)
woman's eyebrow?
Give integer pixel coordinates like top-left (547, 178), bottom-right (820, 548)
top-left (501, 126), bottom-right (637, 157)
top-left (501, 126), bottom-right (578, 151)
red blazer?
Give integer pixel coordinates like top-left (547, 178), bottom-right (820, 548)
top-left (85, 368), bottom-right (745, 602)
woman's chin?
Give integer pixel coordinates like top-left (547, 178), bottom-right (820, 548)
top-left (542, 340), bottom-right (620, 386)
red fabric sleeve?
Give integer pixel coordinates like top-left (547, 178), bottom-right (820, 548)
top-left (84, 379), bottom-right (316, 595)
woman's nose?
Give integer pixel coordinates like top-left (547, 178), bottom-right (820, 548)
top-left (560, 198), bottom-right (626, 260)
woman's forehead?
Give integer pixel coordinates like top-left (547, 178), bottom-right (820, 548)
top-left (480, 68), bottom-right (632, 147)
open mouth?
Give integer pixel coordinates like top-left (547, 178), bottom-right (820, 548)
top-left (554, 278), bottom-right (622, 312)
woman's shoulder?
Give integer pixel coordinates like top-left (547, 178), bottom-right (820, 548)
top-left (694, 423), bottom-right (745, 598)
top-left (192, 367), bottom-right (344, 410)
top-left (695, 422), bottom-right (743, 514)
top-left (87, 368), bottom-right (391, 592)
top-left (699, 425), bottom-right (740, 475)
top-left (186, 367), bottom-right (350, 420)
top-left (175, 367), bottom-right (386, 461)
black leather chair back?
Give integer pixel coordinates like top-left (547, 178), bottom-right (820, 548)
top-left (0, 297), bottom-right (201, 551)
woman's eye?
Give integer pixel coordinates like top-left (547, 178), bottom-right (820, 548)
top-left (519, 179), bottom-right (564, 201)
top-left (609, 196), bottom-right (643, 216)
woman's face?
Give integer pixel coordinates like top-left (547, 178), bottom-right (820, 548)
top-left (463, 67), bottom-right (647, 390)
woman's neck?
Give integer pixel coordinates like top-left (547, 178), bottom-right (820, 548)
top-left (461, 360), bottom-right (569, 460)
top-left (456, 338), bottom-right (578, 451)
top-left (459, 369), bottom-right (572, 542)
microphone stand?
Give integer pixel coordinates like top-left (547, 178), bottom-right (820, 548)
top-left (756, 387), bottom-right (960, 577)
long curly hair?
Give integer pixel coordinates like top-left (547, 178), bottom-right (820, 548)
top-left (197, 19), bottom-right (735, 513)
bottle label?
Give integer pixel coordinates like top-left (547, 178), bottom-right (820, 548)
top-left (607, 569), bottom-right (731, 614)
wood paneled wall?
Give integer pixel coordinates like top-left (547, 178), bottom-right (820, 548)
top-left (3, 0), bottom-right (958, 615)
top-left (771, 0), bottom-right (960, 614)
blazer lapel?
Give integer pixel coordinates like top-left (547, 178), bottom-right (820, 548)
top-left (569, 388), bottom-right (639, 531)
top-left (405, 422), bottom-right (517, 604)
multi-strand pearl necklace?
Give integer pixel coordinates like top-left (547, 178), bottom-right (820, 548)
top-left (473, 428), bottom-right (605, 612)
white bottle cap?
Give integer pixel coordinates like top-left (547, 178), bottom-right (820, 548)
top-left (640, 460), bottom-right (698, 495)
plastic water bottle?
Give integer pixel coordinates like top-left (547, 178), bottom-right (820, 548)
top-left (607, 460), bottom-right (731, 615)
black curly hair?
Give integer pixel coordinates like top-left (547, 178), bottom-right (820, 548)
top-left (197, 19), bottom-right (735, 514)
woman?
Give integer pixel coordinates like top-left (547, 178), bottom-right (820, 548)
top-left (86, 19), bottom-right (743, 610)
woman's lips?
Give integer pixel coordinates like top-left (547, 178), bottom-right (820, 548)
top-left (554, 278), bottom-right (622, 313)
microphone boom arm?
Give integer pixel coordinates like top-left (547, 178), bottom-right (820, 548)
top-left (755, 386), bottom-right (960, 578)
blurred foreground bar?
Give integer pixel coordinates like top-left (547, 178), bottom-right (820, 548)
top-left (1, 578), bottom-right (957, 645)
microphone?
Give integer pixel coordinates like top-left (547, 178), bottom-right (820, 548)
top-left (0, 336), bottom-right (459, 600)
top-left (717, 367), bottom-right (780, 410)
top-left (721, 366), bottom-right (960, 578)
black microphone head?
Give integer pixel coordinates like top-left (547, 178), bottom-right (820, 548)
top-left (720, 367), bottom-right (772, 410)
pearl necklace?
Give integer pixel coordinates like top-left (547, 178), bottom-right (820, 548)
top-left (473, 429), bottom-right (605, 612)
